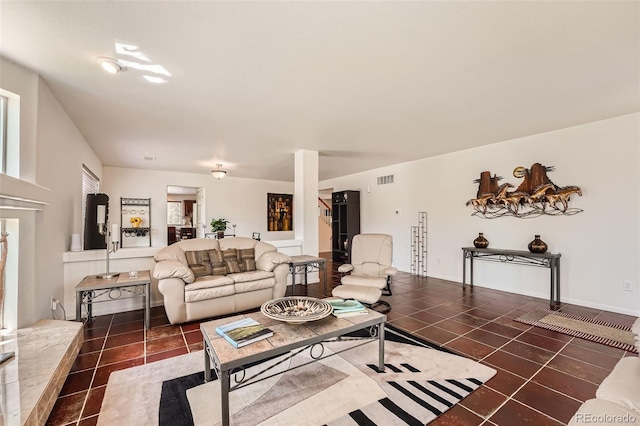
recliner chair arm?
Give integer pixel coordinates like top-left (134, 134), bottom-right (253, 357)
top-left (384, 267), bottom-right (398, 276)
top-left (338, 264), bottom-right (354, 274)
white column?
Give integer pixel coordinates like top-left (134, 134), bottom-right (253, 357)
top-left (294, 150), bottom-right (319, 257)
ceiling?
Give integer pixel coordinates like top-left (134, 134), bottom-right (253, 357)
top-left (2, 1), bottom-right (638, 182)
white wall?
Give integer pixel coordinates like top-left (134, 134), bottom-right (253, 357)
top-left (102, 167), bottom-right (294, 245)
top-left (0, 58), bottom-right (102, 327)
top-left (321, 114), bottom-right (640, 316)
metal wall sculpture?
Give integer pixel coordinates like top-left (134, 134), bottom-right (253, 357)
top-left (410, 212), bottom-right (427, 277)
top-left (466, 163), bottom-right (582, 219)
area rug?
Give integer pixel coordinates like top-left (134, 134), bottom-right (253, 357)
top-left (514, 309), bottom-right (638, 353)
top-left (98, 325), bottom-right (496, 425)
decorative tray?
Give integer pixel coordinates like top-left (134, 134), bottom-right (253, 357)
top-left (261, 297), bottom-right (333, 324)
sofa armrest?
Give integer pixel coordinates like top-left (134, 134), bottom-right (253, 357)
top-left (256, 251), bottom-right (292, 272)
top-left (385, 266), bottom-right (398, 276)
top-left (153, 260), bottom-right (195, 284)
top-left (338, 264), bottom-right (353, 274)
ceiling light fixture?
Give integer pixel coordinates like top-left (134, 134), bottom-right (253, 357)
top-left (96, 57), bottom-right (126, 74)
top-left (211, 164), bottom-right (227, 180)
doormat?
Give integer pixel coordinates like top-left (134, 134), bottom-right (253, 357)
top-left (514, 309), bottom-right (637, 353)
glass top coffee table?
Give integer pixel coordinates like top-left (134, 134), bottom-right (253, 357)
top-left (201, 307), bottom-right (386, 426)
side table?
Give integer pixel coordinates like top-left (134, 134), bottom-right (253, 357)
top-left (75, 270), bottom-right (151, 329)
top-left (289, 255), bottom-right (328, 296)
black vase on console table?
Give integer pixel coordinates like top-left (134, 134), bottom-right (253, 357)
top-left (473, 233), bottom-right (489, 249)
top-left (528, 235), bottom-right (548, 253)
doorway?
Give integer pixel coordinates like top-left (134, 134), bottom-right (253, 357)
top-left (166, 186), bottom-right (204, 244)
top-left (318, 188), bottom-right (333, 255)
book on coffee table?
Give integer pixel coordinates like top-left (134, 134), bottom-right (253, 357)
top-left (215, 318), bottom-right (273, 348)
top-left (328, 299), bottom-right (368, 317)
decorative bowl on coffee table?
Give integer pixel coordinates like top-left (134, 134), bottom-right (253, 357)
top-left (261, 296), bottom-right (333, 324)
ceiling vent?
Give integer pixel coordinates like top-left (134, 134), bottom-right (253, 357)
top-left (377, 175), bottom-right (394, 185)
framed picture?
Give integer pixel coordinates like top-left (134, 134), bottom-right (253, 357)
top-left (252, 232), bottom-right (261, 241)
top-left (267, 193), bottom-right (292, 231)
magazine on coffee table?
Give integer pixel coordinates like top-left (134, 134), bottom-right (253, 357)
top-left (215, 318), bottom-right (273, 348)
top-left (328, 299), bottom-right (368, 317)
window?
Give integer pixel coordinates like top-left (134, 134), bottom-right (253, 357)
top-left (81, 165), bottom-right (100, 249)
top-left (0, 95), bottom-right (7, 173)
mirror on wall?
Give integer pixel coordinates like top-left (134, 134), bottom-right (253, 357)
top-left (166, 186), bottom-right (204, 244)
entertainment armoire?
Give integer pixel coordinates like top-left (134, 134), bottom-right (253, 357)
top-left (331, 190), bottom-right (360, 263)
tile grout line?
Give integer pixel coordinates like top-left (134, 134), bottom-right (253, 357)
top-left (75, 313), bottom-right (114, 425)
top-left (483, 337), bottom-right (577, 425)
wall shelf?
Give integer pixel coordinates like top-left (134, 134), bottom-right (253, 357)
top-left (121, 198), bottom-right (151, 247)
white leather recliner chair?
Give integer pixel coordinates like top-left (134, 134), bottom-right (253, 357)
top-left (332, 234), bottom-right (397, 313)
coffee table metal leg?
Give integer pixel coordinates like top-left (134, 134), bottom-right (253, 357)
top-left (220, 369), bottom-right (230, 426)
top-left (323, 261), bottom-right (327, 296)
top-left (378, 322), bottom-right (385, 372)
top-left (204, 340), bottom-right (211, 382)
top-left (76, 291), bottom-right (82, 322)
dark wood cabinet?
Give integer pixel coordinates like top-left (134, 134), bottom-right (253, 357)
top-left (332, 190), bottom-right (360, 263)
top-left (177, 227), bottom-right (195, 240)
top-left (167, 226), bottom-right (178, 245)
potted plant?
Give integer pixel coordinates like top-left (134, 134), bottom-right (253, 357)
top-left (210, 218), bottom-right (230, 239)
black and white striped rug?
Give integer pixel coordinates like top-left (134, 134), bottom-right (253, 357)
top-left (99, 325), bottom-right (496, 425)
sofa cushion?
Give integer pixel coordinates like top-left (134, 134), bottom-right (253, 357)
top-left (185, 284), bottom-right (235, 303)
top-left (238, 248), bottom-right (257, 272)
top-left (227, 270), bottom-right (274, 284)
top-left (185, 250), bottom-right (213, 277)
top-left (185, 275), bottom-right (235, 291)
top-left (596, 357), bottom-right (640, 413)
top-left (208, 249), bottom-right (228, 276)
top-left (222, 248), bottom-right (241, 274)
top-left (232, 275), bottom-right (276, 294)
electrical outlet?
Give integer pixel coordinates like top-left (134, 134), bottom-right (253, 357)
top-left (623, 281), bottom-right (633, 292)
top-left (51, 297), bottom-right (57, 310)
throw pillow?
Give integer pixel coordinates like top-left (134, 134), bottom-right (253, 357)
top-left (222, 248), bottom-right (241, 274)
top-left (185, 250), bottom-right (213, 277)
top-left (238, 248), bottom-right (256, 272)
top-left (208, 249), bottom-right (228, 276)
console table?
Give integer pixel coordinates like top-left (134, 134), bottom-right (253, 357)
top-left (461, 247), bottom-right (561, 306)
top-left (75, 270), bottom-right (151, 329)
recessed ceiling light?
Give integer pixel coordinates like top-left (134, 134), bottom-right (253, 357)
top-left (143, 156), bottom-right (156, 161)
top-left (96, 57), bottom-right (126, 74)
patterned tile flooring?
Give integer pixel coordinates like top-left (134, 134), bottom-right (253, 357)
top-left (47, 259), bottom-right (638, 425)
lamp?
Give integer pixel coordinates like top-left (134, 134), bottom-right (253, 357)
top-left (96, 204), bottom-right (120, 279)
top-left (211, 164), bottom-right (227, 180)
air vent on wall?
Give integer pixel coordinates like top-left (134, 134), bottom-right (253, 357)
top-left (377, 175), bottom-right (394, 185)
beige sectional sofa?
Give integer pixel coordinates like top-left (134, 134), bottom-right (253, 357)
top-left (568, 318), bottom-right (640, 425)
top-left (153, 237), bottom-right (291, 324)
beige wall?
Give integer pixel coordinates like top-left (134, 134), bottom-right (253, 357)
top-left (0, 58), bottom-right (102, 327)
top-left (102, 167), bottom-right (295, 245)
top-left (321, 113), bottom-right (640, 316)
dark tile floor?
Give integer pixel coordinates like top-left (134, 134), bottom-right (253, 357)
top-left (47, 257), bottom-right (638, 425)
